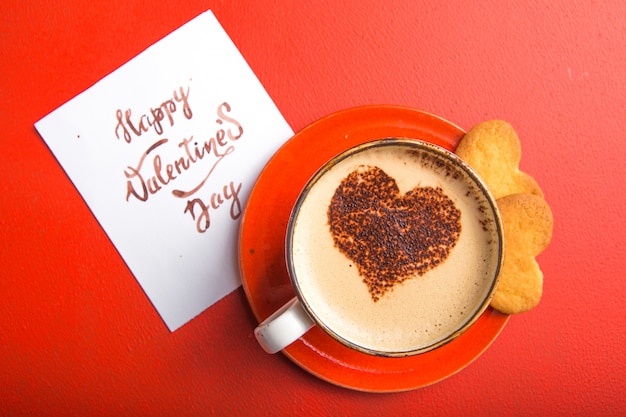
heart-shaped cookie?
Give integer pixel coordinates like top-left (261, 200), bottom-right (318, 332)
top-left (490, 193), bottom-right (554, 314)
top-left (455, 120), bottom-right (544, 200)
top-left (328, 165), bottom-right (461, 301)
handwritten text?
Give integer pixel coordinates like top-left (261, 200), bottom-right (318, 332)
top-left (184, 181), bottom-right (243, 233)
top-left (115, 86), bottom-right (192, 143)
top-left (124, 102), bottom-right (243, 203)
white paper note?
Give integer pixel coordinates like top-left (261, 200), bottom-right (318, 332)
top-left (35, 11), bottom-right (294, 331)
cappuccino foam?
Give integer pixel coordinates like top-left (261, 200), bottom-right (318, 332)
top-left (290, 141), bottom-right (501, 355)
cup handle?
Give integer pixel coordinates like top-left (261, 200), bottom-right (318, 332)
top-left (254, 297), bottom-right (315, 354)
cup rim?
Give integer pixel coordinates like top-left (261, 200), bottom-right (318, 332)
top-left (285, 138), bottom-right (504, 357)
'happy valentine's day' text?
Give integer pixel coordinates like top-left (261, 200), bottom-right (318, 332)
top-left (117, 86), bottom-right (245, 233)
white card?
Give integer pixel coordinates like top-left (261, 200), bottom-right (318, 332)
top-left (35, 11), bottom-right (294, 331)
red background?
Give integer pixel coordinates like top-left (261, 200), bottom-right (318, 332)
top-left (1, 0), bottom-right (624, 416)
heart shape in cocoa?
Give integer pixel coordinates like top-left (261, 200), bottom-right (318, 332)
top-left (328, 166), bottom-right (461, 301)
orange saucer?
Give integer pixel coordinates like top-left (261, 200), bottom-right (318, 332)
top-left (239, 105), bottom-right (509, 392)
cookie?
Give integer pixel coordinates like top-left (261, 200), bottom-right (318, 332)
top-left (490, 193), bottom-right (553, 314)
top-left (455, 120), bottom-right (544, 200)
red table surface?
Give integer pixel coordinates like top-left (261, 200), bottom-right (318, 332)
top-left (1, 1), bottom-right (624, 416)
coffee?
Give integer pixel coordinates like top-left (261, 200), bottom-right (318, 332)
top-left (288, 139), bottom-right (502, 355)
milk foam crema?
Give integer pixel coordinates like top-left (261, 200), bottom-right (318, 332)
top-left (288, 140), bottom-right (503, 356)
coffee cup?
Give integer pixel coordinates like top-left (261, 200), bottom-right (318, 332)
top-left (254, 138), bottom-right (503, 357)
